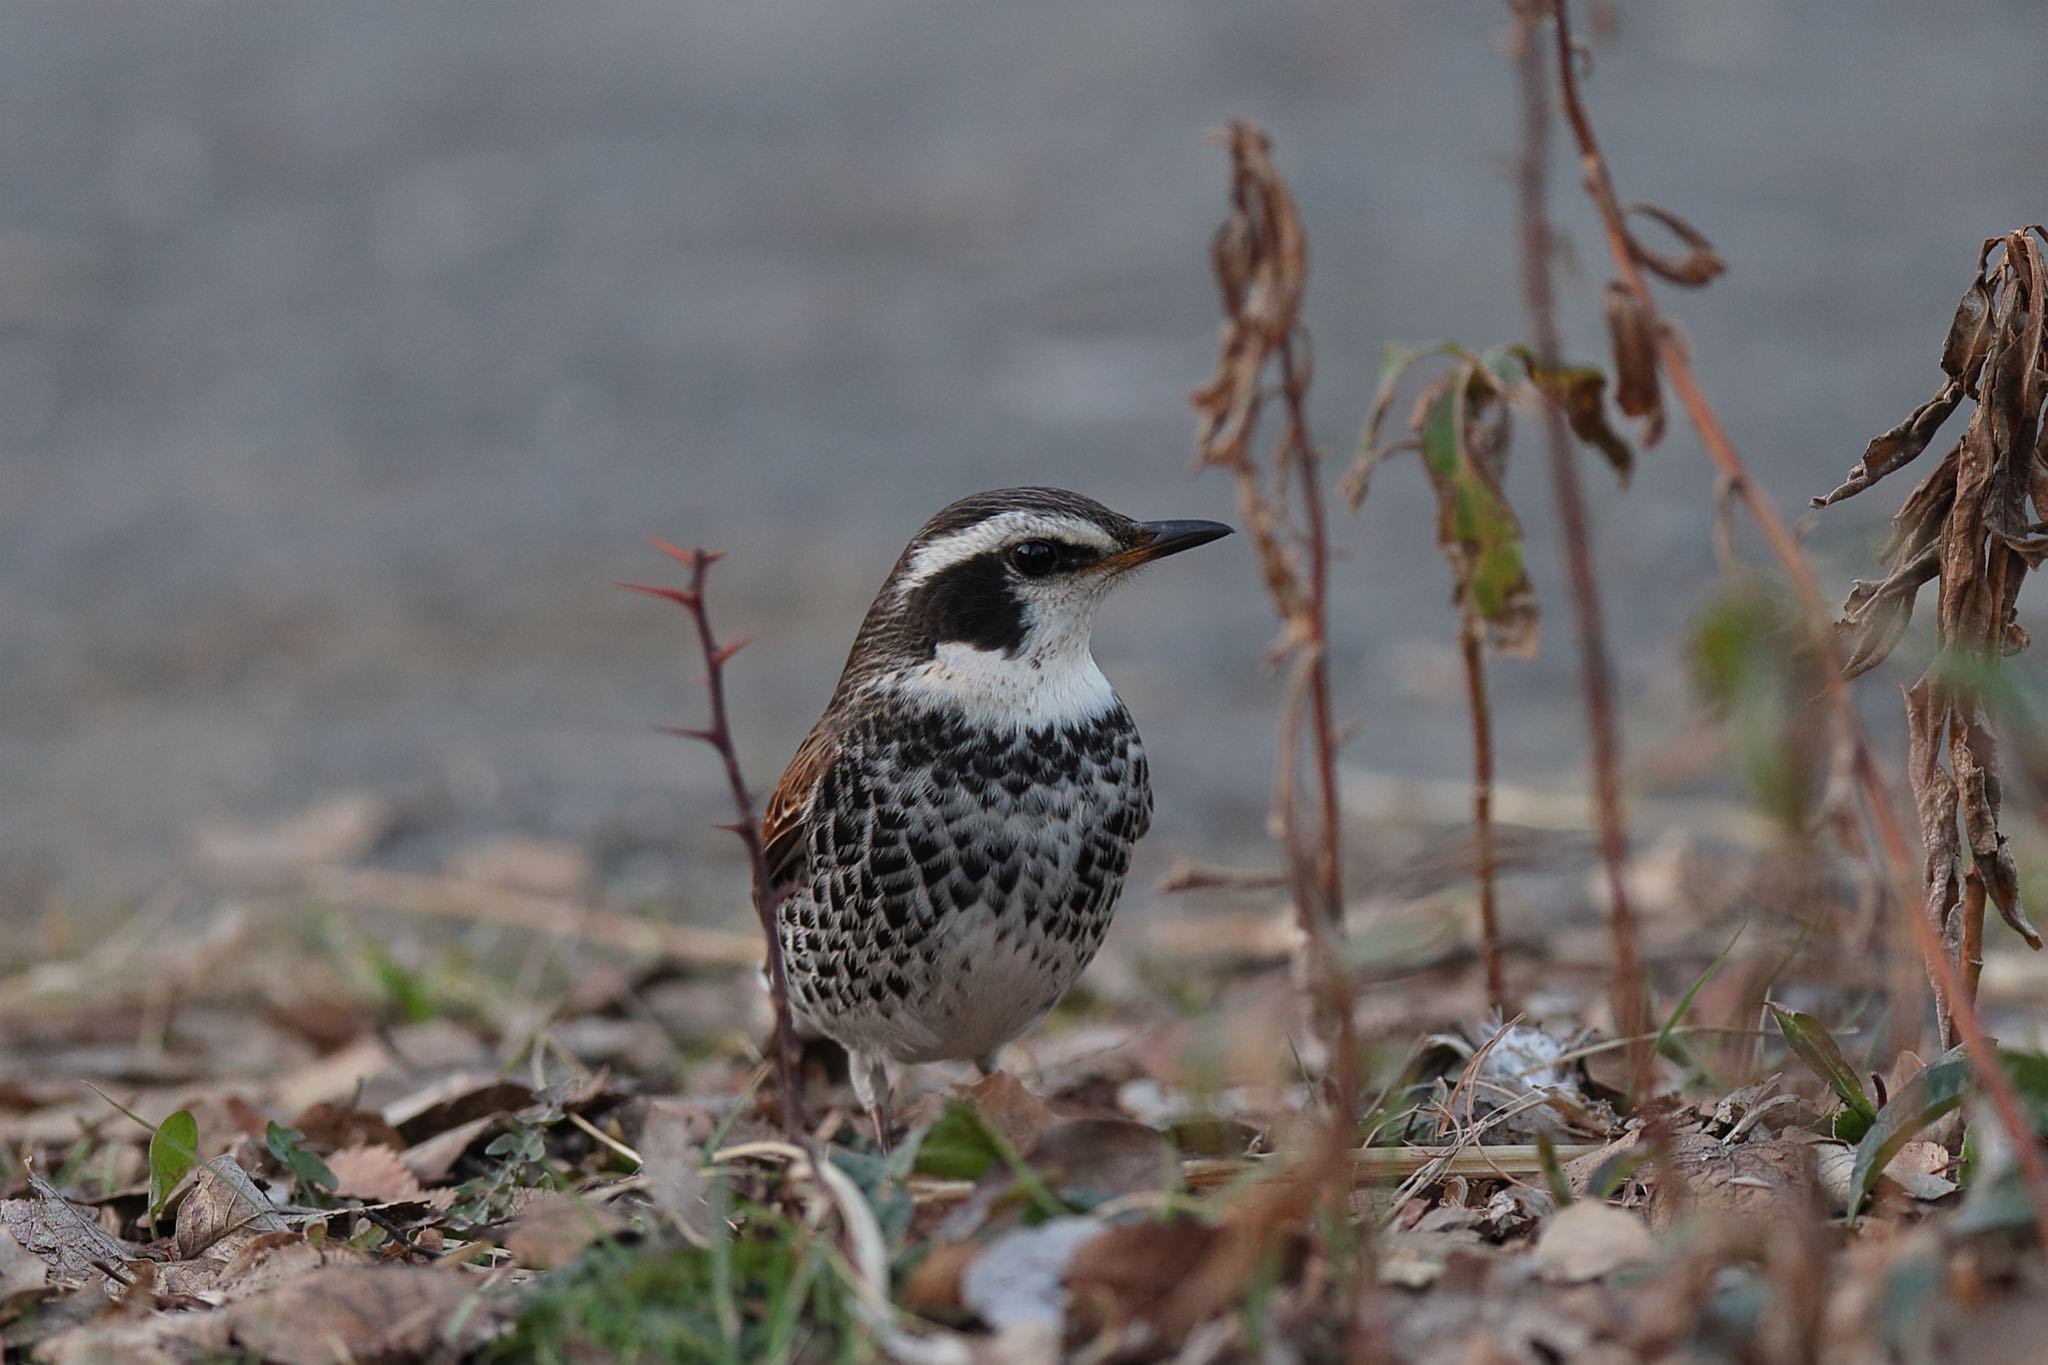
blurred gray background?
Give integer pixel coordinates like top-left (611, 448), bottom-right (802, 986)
top-left (4, 1), bottom-right (2045, 931)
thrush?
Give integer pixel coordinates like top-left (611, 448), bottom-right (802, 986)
top-left (762, 487), bottom-right (1232, 1142)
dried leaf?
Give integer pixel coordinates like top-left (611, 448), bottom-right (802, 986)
top-left (226, 1264), bottom-right (491, 1364)
top-left (953, 1072), bottom-right (1056, 1158)
top-left (505, 1191), bottom-right (620, 1270)
top-left (638, 1100), bottom-right (713, 1243)
top-left (1529, 1201), bottom-right (1657, 1282)
top-left (1624, 201), bottom-right (1727, 288)
top-left (1604, 280), bottom-right (1664, 444)
top-left (2, 1174), bottom-right (139, 1288)
top-left (1814, 383), bottom-right (1966, 510)
top-left (175, 1157), bottom-right (288, 1260)
top-left (0, 1227), bottom-right (51, 1304)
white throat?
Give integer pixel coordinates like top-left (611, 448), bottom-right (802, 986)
top-left (889, 610), bottom-right (1117, 730)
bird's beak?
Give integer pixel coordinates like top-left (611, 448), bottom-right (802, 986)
top-left (1099, 518), bottom-right (1235, 570)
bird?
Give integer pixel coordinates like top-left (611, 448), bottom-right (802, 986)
top-left (761, 487), bottom-right (1232, 1145)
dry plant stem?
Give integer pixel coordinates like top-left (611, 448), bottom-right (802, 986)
top-left (1511, 0), bottom-right (1651, 1095)
top-left (1961, 869), bottom-right (1987, 1039)
top-left (630, 544), bottom-right (807, 1136)
top-left (1460, 628), bottom-right (1507, 1011)
top-left (1544, 0), bottom-right (2048, 1248)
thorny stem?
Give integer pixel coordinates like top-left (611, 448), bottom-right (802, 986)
top-left (1543, 0), bottom-right (2048, 1249)
top-left (1511, 0), bottom-right (1652, 1098)
top-left (633, 545), bottom-right (807, 1136)
top-left (1460, 628), bottom-right (1507, 1012)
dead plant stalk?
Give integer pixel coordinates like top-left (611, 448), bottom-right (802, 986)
top-left (1508, 0), bottom-right (1650, 1096)
top-left (1539, 0), bottom-right (2048, 1248)
top-left (627, 544), bottom-right (807, 1135)
top-left (1192, 122), bottom-right (1360, 1124)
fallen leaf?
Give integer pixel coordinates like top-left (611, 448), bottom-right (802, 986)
top-left (2, 1174), bottom-right (140, 1288)
top-left (217, 1232), bottom-right (372, 1300)
top-left (639, 1100), bottom-right (713, 1243)
top-left (903, 1241), bottom-right (981, 1316)
top-left (175, 1157), bottom-right (289, 1260)
top-left (955, 1072), bottom-right (1056, 1156)
top-left (505, 1191), bottom-right (621, 1270)
top-left (325, 1143), bottom-right (435, 1204)
top-left (1529, 1201), bottom-right (1657, 1283)
top-left (1650, 1135), bottom-right (1818, 1229)
top-left (0, 1226), bottom-right (51, 1303)
top-left (227, 1264), bottom-right (491, 1364)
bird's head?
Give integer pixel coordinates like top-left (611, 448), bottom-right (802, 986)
top-left (845, 487), bottom-right (1232, 725)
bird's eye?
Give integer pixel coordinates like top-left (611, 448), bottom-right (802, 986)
top-left (1008, 540), bottom-right (1059, 577)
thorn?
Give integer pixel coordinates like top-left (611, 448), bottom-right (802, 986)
top-left (712, 820), bottom-right (756, 840)
top-left (646, 538), bottom-right (725, 572)
top-left (713, 631), bottom-right (758, 666)
top-left (617, 581), bottom-right (700, 608)
top-left (655, 725), bottom-right (721, 746)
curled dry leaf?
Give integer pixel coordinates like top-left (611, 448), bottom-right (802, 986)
top-left (1623, 201), bottom-right (1727, 288)
top-left (1604, 280), bottom-right (1665, 444)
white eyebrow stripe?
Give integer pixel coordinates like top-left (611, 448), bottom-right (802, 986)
top-left (894, 512), bottom-right (1118, 597)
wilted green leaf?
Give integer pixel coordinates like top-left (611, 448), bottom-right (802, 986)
top-left (910, 1101), bottom-right (1010, 1182)
top-left (266, 1121), bottom-right (338, 1195)
top-left (1850, 1050), bottom-right (1969, 1216)
top-left (1527, 360), bottom-right (1635, 483)
top-left (148, 1109), bottom-right (199, 1219)
top-left (1418, 372), bottom-right (1538, 653)
top-left (1768, 1004), bottom-right (1877, 1140)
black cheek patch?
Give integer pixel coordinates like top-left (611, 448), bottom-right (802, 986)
top-left (916, 555), bottom-right (1029, 655)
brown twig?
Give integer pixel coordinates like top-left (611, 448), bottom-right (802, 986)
top-left (1510, 0), bottom-right (1651, 1098)
top-left (1540, 0), bottom-right (2048, 1250)
top-left (625, 544), bottom-right (806, 1135)
top-left (1460, 628), bottom-right (1507, 1012)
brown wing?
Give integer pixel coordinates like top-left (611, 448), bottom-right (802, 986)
top-left (761, 722), bottom-right (841, 895)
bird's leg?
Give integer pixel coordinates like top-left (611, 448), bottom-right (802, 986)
top-left (973, 1050), bottom-right (1000, 1077)
top-left (850, 1049), bottom-right (894, 1154)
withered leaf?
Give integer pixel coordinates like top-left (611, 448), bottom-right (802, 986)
top-left (1528, 1200), bottom-right (1657, 1282)
top-left (1624, 201), bottom-right (1727, 288)
top-left (175, 1157), bottom-right (289, 1260)
top-left (226, 1264), bottom-right (491, 1364)
top-left (1527, 358), bottom-right (1635, 484)
top-left (2, 1173), bottom-right (139, 1289)
top-left (1604, 280), bottom-right (1665, 444)
top-left (1812, 381), bottom-right (1965, 509)
top-left (504, 1190), bottom-right (620, 1270)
